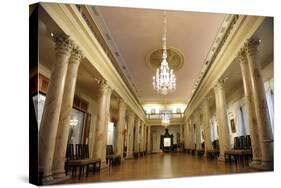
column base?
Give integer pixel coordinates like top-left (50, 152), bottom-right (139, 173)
top-left (125, 153), bottom-right (134, 159)
top-left (217, 155), bottom-right (225, 162)
top-left (249, 160), bottom-right (261, 168)
top-left (42, 174), bottom-right (70, 185)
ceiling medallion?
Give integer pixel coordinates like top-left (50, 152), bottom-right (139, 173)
top-left (146, 47), bottom-right (184, 72)
top-left (152, 12), bottom-right (177, 95)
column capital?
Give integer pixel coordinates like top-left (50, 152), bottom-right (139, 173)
top-left (53, 34), bottom-right (74, 55)
top-left (215, 78), bottom-right (226, 90)
top-left (97, 79), bottom-right (110, 95)
top-left (69, 45), bottom-right (84, 63)
top-left (237, 48), bottom-right (247, 64)
top-left (244, 38), bottom-right (261, 56)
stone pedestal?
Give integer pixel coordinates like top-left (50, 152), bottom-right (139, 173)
top-left (39, 35), bottom-right (73, 183)
top-left (52, 45), bottom-right (83, 179)
top-left (245, 38), bottom-right (273, 170)
top-left (237, 49), bottom-right (261, 165)
top-left (214, 79), bottom-right (231, 161)
top-left (114, 99), bottom-right (127, 159)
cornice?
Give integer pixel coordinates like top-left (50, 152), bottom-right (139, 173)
top-left (41, 3), bottom-right (146, 121)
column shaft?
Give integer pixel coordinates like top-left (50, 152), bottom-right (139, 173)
top-left (114, 99), bottom-right (127, 158)
top-left (147, 126), bottom-right (151, 153)
top-left (203, 99), bottom-right (212, 154)
top-left (214, 80), bottom-right (231, 160)
top-left (126, 112), bottom-right (135, 158)
top-left (93, 80), bottom-right (111, 164)
top-left (134, 118), bottom-right (140, 156)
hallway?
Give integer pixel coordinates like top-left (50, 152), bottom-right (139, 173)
top-left (65, 152), bottom-right (259, 184)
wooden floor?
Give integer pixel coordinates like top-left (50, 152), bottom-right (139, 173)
top-left (64, 152), bottom-right (261, 185)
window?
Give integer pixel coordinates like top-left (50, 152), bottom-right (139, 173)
top-left (107, 122), bottom-right (115, 146)
top-left (68, 108), bottom-right (85, 145)
top-left (32, 93), bottom-right (46, 130)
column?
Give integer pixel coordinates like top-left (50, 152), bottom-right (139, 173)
top-left (184, 121), bottom-right (188, 149)
top-left (237, 49), bottom-right (262, 165)
top-left (195, 112), bottom-right (202, 150)
top-left (126, 111), bottom-right (135, 159)
top-left (179, 124), bottom-right (183, 146)
top-left (202, 99), bottom-right (212, 155)
top-left (52, 45), bottom-right (83, 179)
top-left (134, 118), bottom-right (140, 157)
top-left (190, 117), bottom-right (196, 149)
top-left (114, 99), bottom-right (127, 159)
top-left (147, 126), bottom-right (151, 153)
top-left (214, 79), bottom-right (231, 160)
top-left (93, 80), bottom-right (112, 164)
top-left (245, 38), bottom-right (273, 170)
top-left (139, 121), bottom-right (144, 155)
top-left (143, 124), bottom-right (147, 153)
top-left (39, 35), bottom-right (73, 182)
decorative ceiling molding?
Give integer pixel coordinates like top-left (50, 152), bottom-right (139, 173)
top-left (85, 5), bottom-right (141, 103)
top-left (145, 47), bottom-right (184, 72)
top-left (189, 14), bottom-right (238, 99)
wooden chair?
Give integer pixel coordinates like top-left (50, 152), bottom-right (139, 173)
top-left (106, 145), bottom-right (121, 166)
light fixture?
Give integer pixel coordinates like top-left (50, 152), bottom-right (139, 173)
top-left (161, 112), bottom-right (170, 125)
top-left (153, 11), bottom-right (176, 95)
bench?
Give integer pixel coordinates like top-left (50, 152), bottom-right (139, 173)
top-left (106, 145), bottom-right (121, 166)
top-left (65, 144), bottom-right (101, 179)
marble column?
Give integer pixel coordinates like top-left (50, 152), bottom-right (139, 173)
top-left (143, 124), bottom-right (147, 153)
top-left (245, 38), bottom-right (273, 170)
top-left (147, 126), bottom-right (151, 153)
top-left (214, 79), bottom-right (231, 160)
top-left (179, 124), bottom-right (183, 145)
top-left (126, 111), bottom-right (135, 158)
top-left (114, 99), bottom-right (127, 159)
top-left (184, 121), bottom-right (189, 149)
top-left (52, 45), bottom-right (83, 179)
top-left (195, 112), bottom-right (202, 150)
top-left (202, 99), bottom-right (212, 155)
top-left (93, 80), bottom-right (112, 164)
top-left (190, 117), bottom-right (196, 149)
top-left (139, 121), bottom-right (144, 154)
top-left (39, 35), bottom-right (73, 182)
top-left (134, 118), bottom-right (140, 156)
top-left (237, 49), bottom-right (262, 165)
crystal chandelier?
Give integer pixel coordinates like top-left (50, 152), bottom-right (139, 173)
top-left (161, 112), bottom-right (170, 125)
top-left (153, 11), bottom-right (176, 95)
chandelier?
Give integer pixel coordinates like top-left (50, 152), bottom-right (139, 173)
top-left (153, 11), bottom-right (176, 95)
top-left (161, 113), bottom-right (170, 125)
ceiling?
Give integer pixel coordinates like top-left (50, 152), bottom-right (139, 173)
top-left (95, 6), bottom-right (226, 104)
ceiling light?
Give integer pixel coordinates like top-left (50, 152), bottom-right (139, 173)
top-left (152, 11), bottom-right (176, 95)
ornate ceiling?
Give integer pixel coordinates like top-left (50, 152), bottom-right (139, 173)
top-left (93, 6), bottom-right (229, 105)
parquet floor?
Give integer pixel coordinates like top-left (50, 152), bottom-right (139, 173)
top-left (64, 152), bottom-right (262, 185)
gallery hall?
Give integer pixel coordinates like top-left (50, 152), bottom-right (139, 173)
top-left (29, 2), bottom-right (274, 186)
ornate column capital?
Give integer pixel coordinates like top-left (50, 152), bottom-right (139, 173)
top-left (244, 38), bottom-right (261, 57)
top-left (97, 79), bottom-right (110, 95)
top-left (215, 78), bottom-right (226, 90)
top-left (237, 48), bottom-right (247, 64)
top-left (69, 44), bottom-right (84, 63)
top-left (53, 34), bottom-right (74, 55)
